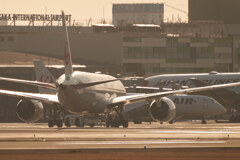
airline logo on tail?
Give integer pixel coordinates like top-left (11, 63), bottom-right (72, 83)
top-left (39, 75), bottom-right (54, 84)
top-left (33, 60), bottom-right (56, 94)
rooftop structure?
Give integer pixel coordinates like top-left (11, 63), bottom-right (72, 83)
top-left (112, 3), bottom-right (164, 26)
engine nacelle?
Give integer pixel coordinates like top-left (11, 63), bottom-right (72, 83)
top-left (16, 99), bottom-right (43, 123)
top-left (149, 97), bottom-right (176, 122)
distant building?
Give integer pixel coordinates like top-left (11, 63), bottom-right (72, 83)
top-left (112, 3), bottom-right (164, 26)
top-left (189, 0), bottom-right (240, 24)
top-left (1, 23), bottom-right (240, 77)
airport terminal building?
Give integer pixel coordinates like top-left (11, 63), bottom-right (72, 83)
top-left (0, 23), bottom-right (240, 78)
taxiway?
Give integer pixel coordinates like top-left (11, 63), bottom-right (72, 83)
top-left (1, 122), bottom-right (240, 159)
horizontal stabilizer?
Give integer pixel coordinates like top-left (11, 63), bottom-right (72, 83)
top-left (0, 77), bottom-right (56, 89)
top-left (0, 89), bottom-right (59, 104)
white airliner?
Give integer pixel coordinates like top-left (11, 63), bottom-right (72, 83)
top-left (33, 60), bottom-right (226, 125)
top-left (126, 94), bottom-right (226, 124)
top-left (0, 11), bottom-right (240, 128)
top-left (144, 72), bottom-right (240, 116)
top-left (145, 71), bottom-right (240, 90)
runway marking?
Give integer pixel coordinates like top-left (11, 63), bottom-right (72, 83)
top-left (149, 130), bottom-right (240, 134)
top-left (57, 140), bottom-right (226, 145)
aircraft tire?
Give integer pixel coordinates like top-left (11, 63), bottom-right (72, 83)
top-left (133, 119), bottom-right (142, 124)
top-left (202, 120), bottom-right (207, 124)
top-left (48, 120), bottom-right (54, 128)
top-left (57, 120), bottom-right (63, 128)
top-left (122, 120), bottom-right (128, 128)
top-left (111, 121), bottom-right (119, 128)
top-left (65, 118), bottom-right (71, 127)
top-left (106, 121), bottom-right (110, 128)
top-left (75, 118), bottom-right (80, 127)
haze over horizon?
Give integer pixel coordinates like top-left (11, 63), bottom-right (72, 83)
top-left (0, 0), bottom-right (188, 25)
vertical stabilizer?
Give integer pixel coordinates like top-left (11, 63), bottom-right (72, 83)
top-left (33, 60), bottom-right (56, 94)
top-left (62, 10), bottom-right (73, 80)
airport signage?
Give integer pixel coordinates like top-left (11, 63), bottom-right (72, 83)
top-left (0, 14), bottom-right (71, 22)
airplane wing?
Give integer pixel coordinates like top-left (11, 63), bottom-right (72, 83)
top-left (111, 81), bottom-right (240, 105)
top-left (0, 89), bottom-right (59, 104)
top-left (0, 77), bottom-right (56, 89)
top-left (0, 76), bottom-right (122, 90)
top-left (125, 86), bottom-right (173, 92)
top-left (188, 78), bottom-right (240, 109)
top-left (189, 78), bottom-right (239, 98)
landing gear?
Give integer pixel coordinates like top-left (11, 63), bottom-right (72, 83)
top-left (133, 119), bottom-right (142, 124)
top-left (105, 104), bottom-right (129, 128)
top-left (48, 120), bottom-right (54, 127)
top-left (75, 118), bottom-right (81, 127)
top-left (47, 104), bottom-right (64, 128)
top-left (202, 119), bottom-right (207, 124)
top-left (123, 119), bottom-right (128, 128)
top-left (65, 117), bottom-right (71, 127)
top-left (229, 109), bottom-right (240, 123)
top-left (107, 118), bottom-right (128, 128)
top-left (56, 120), bottom-right (63, 127)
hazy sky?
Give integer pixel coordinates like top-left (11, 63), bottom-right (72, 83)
top-left (0, 0), bottom-right (188, 25)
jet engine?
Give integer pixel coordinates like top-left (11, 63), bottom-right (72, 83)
top-left (16, 99), bottom-right (43, 123)
top-left (149, 97), bottom-right (176, 122)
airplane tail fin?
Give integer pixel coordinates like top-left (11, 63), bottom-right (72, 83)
top-left (62, 10), bottom-right (73, 80)
top-left (33, 60), bottom-right (56, 94)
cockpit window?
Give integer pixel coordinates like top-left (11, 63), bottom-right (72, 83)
top-left (212, 100), bottom-right (217, 104)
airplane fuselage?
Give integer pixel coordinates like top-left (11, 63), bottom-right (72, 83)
top-left (126, 94), bottom-right (226, 122)
top-left (57, 71), bottom-right (126, 114)
top-left (146, 72), bottom-right (240, 93)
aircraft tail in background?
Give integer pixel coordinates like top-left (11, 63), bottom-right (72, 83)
top-left (33, 60), bottom-right (56, 94)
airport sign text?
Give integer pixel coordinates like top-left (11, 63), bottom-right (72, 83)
top-left (0, 14), bottom-right (71, 22)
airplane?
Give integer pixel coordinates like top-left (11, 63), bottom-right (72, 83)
top-left (144, 71), bottom-right (240, 89)
top-left (144, 72), bottom-right (240, 122)
top-left (0, 11), bottom-right (240, 128)
top-left (125, 94), bottom-right (226, 124)
top-left (34, 60), bottom-right (226, 125)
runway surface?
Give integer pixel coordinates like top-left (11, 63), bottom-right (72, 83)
top-left (1, 122), bottom-right (240, 149)
top-left (1, 122), bottom-right (240, 159)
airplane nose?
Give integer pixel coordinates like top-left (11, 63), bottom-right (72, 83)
top-left (217, 105), bottom-right (227, 115)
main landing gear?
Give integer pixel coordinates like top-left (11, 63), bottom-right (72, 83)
top-left (105, 104), bottom-right (129, 128)
top-left (202, 119), bottom-right (207, 124)
top-left (47, 104), bottom-right (64, 128)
